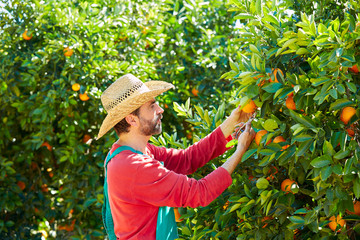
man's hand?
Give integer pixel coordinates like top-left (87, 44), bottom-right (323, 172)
top-left (220, 104), bottom-right (256, 139)
top-left (221, 120), bottom-right (255, 175)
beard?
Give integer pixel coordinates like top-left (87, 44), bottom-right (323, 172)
top-left (139, 114), bottom-right (162, 136)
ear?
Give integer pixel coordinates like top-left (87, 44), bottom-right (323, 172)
top-left (125, 114), bottom-right (138, 127)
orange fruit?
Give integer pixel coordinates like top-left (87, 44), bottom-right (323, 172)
top-left (164, 104), bottom-right (168, 109)
top-left (269, 68), bottom-right (283, 82)
top-left (348, 201), bottom-right (360, 215)
top-left (41, 184), bottom-right (49, 192)
top-left (49, 172), bottom-right (54, 178)
top-left (286, 95), bottom-right (296, 110)
top-left (191, 88), bottom-right (199, 97)
top-left (64, 47), bottom-right (74, 57)
top-left (241, 100), bottom-right (257, 113)
top-left (266, 166), bottom-right (278, 181)
top-left (349, 65), bottom-right (359, 74)
top-left (223, 201), bottom-right (230, 210)
top-left (82, 134), bottom-right (91, 143)
top-left (329, 215), bottom-right (345, 232)
top-left (281, 179), bottom-right (296, 193)
top-left (273, 136), bottom-right (289, 149)
top-left (79, 92), bottom-right (90, 101)
top-left (255, 130), bottom-right (271, 146)
top-left (17, 181), bottom-right (26, 191)
top-left (22, 30), bottom-right (32, 40)
top-left (340, 107), bottom-right (356, 124)
top-left (41, 142), bottom-right (52, 151)
top-left (72, 83), bottom-right (80, 91)
top-left (346, 126), bottom-right (355, 137)
top-left (255, 75), bottom-right (266, 87)
top-left (174, 208), bottom-right (183, 222)
top-left (261, 216), bottom-right (272, 228)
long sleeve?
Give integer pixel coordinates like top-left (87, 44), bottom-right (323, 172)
top-left (147, 126), bottom-right (232, 175)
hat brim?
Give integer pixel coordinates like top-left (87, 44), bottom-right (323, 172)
top-left (96, 81), bottom-right (174, 140)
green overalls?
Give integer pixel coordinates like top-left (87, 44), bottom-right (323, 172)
top-left (102, 146), bottom-right (179, 240)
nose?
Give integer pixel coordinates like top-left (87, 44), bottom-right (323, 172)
top-left (156, 103), bottom-right (164, 114)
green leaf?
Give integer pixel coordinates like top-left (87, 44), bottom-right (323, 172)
top-left (293, 134), bottom-right (313, 142)
top-left (354, 178), bottom-right (360, 199)
top-left (329, 99), bottom-right (353, 111)
top-left (279, 145), bottom-right (296, 165)
top-left (263, 119), bottom-right (278, 131)
top-left (289, 216), bottom-right (305, 224)
top-left (310, 155), bottom-right (332, 168)
top-left (262, 82), bottom-right (283, 93)
top-left (241, 149), bottom-right (257, 162)
top-left (289, 110), bottom-right (317, 128)
top-left (320, 166), bottom-right (332, 181)
top-left (334, 149), bottom-right (351, 160)
top-left (346, 82), bottom-right (357, 93)
top-left (84, 198), bottom-right (97, 208)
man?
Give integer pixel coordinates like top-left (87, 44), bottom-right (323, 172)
top-left (97, 74), bottom-right (255, 239)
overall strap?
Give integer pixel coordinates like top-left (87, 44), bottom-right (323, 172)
top-left (102, 145), bottom-right (142, 240)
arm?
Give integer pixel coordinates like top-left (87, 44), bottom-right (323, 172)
top-left (221, 120), bottom-right (255, 175)
top-left (148, 105), bottom-right (253, 175)
top-left (107, 152), bottom-right (233, 208)
top-left (147, 127), bottom-right (231, 175)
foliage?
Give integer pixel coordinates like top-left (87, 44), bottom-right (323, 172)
top-left (169, 0), bottom-right (360, 239)
top-left (1, 0), bottom-right (360, 239)
top-left (0, 0), bottom-right (236, 239)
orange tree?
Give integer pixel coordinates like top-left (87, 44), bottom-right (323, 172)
top-left (0, 0), bottom-right (239, 239)
top-left (165, 0), bottom-right (360, 239)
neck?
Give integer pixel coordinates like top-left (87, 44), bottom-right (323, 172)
top-left (116, 131), bottom-right (151, 153)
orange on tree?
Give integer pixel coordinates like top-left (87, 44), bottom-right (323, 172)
top-left (241, 100), bottom-right (257, 113)
top-left (261, 216), bottom-right (272, 228)
top-left (72, 83), bottom-right (80, 91)
top-left (41, 141), bottom-right (52, 151)
top-left (266, 166), bottom-right (278, 181)
top-left (347, 201), bottom-right (360, 215)
top-left (328, 215), bottom-right (345, 232)
top-left (255, 130), bottom-right (271, 145)
top-left (281, 179), bottom-right (297, 194)
top-left (41, 184), bottom-right (49, 193)
top-left (223, 201), bottom-right (230, 210)
top-left (22, 30), bottom-right (32, 40)
top-left (273, 136), bottom-right (289, 149)
top-left (17, 181), bottom-right (26, 191)
top-left (346, 126), bottom-right (355, 137)
top-left (340, 106), bottom-right (356, 124)
top-left (64, 47), bottom-right (74, 57)
top-left (269, 68), bottom-right (283, 82)
top-left (286, 95), bottom-right (296, 110)
top-left (174, 208), bottom-right (183, 222)
top-left (79, 92), bottom-right (90, 101)
top-left (349, 64), bottom-right (359, 73)
top-left (83, 134), bottom-right (91, 143)
top-left (191, 88), bottom-right (199, 97)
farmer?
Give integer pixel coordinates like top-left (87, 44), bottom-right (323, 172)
top-left (97, 74), bottom-right (255, 240)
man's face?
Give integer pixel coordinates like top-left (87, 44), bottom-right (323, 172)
top-left (136, 98), bottom-right (164, 136)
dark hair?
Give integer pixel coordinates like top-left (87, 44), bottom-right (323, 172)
top-left (113, 108), bottom-right (140, 136)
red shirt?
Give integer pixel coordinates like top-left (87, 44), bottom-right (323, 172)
top-left (107, 127), bottom-right (233, 239)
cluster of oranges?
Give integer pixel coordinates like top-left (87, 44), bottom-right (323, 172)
top-left (71, 83), bottom-right (90, 101)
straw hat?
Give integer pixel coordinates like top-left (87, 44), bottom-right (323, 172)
top-left (97, 74), bottom-right (174, 139)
